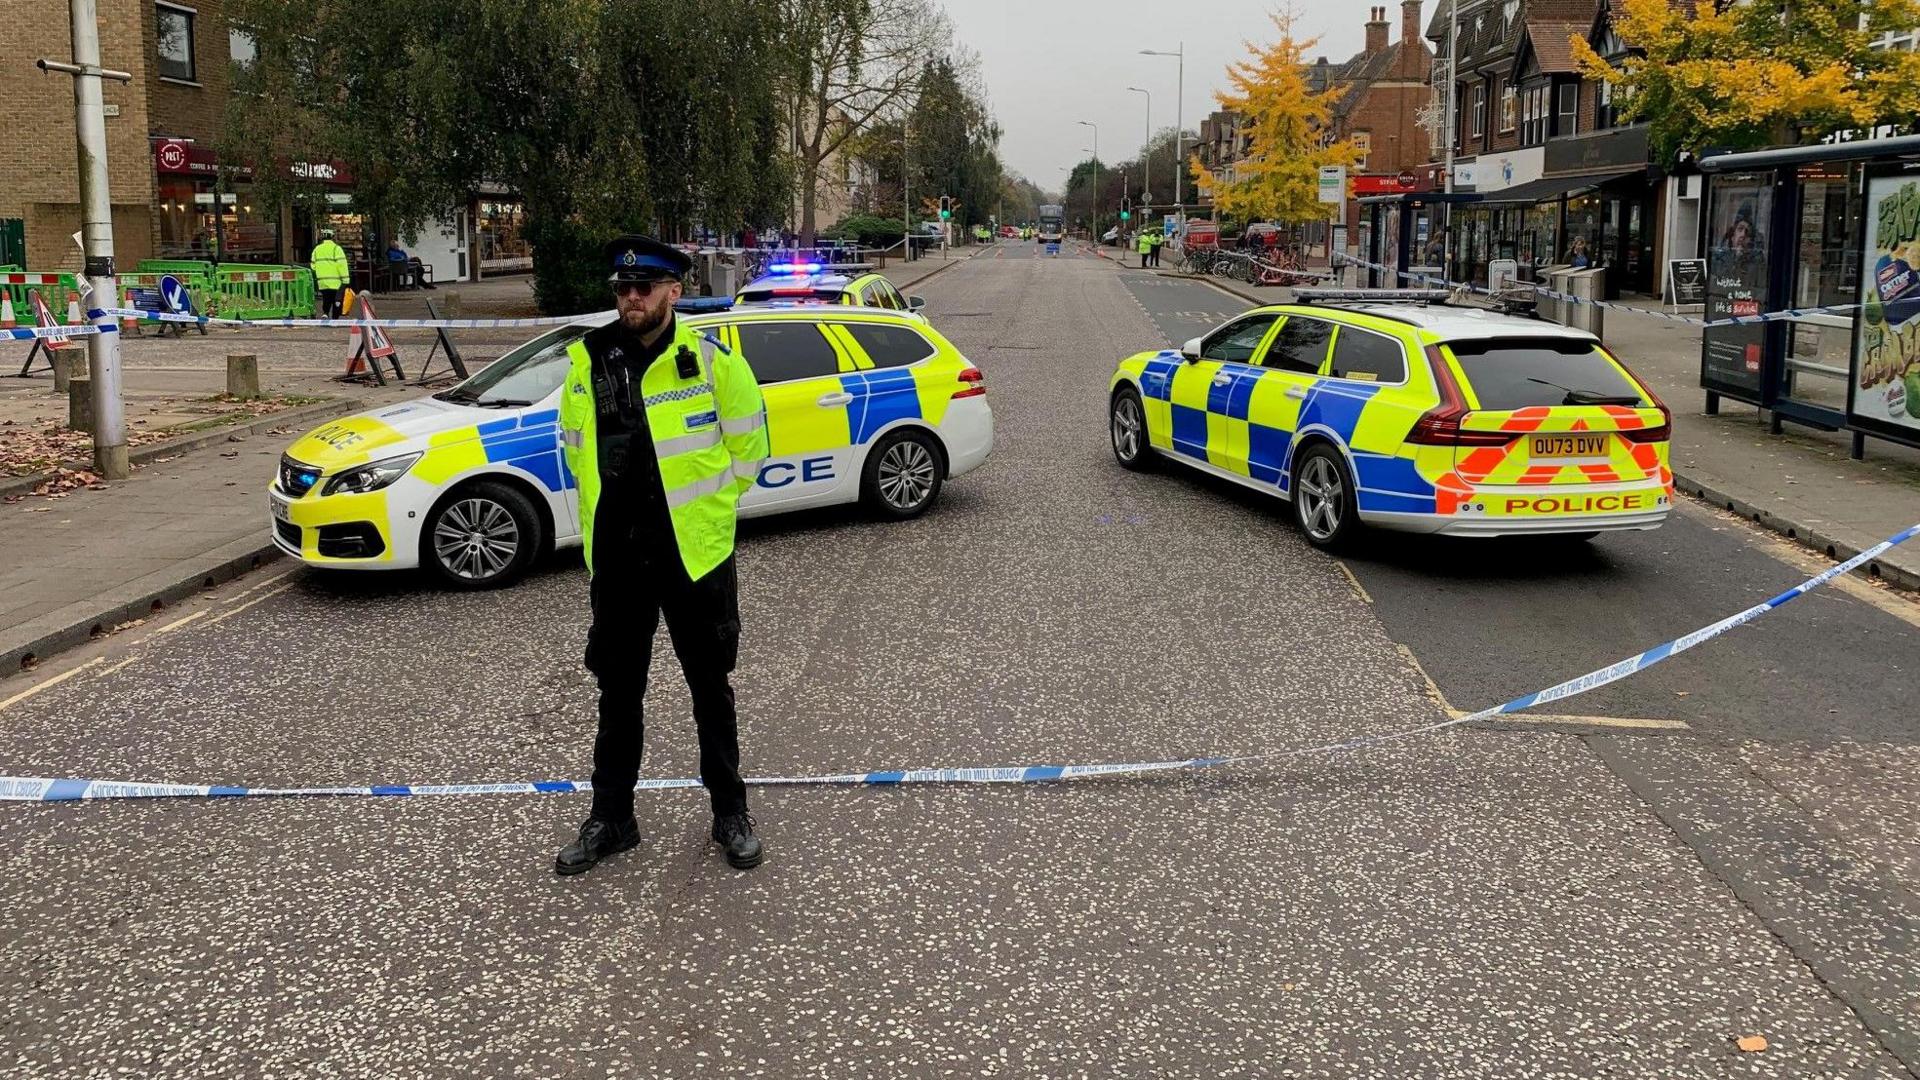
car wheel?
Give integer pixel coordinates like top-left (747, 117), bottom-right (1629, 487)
top-left (1291, 444), bottom-right (1360, 551)
top-left (423, 479), bottom-right (543, 589)
top-left (1110, 388), bottom-right (1153, 471)
top-left (863, 429), bottom-right (944, 520)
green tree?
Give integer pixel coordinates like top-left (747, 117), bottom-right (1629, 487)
top-left (223, 0), bottom-right (792, 314)
top-left (907, 57), bottom-right (1004, 231)
top-left (1574, 0), bottom-right (1920, 164)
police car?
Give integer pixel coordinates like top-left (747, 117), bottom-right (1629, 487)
top-left (270, 307), bottom-right (991, 587)
top-left (1106, 289), bottom-right (1672, 549)
top-left (735, 259), bottom-right (926, 319)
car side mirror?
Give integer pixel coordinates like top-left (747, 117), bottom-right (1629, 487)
top-left (908, 295), bottom-right (926, 312)
top-left (1180, 336), bottom-right (1203, 362)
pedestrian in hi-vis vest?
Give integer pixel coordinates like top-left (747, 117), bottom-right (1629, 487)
top-left (555, 234), bottom-right (771, 876)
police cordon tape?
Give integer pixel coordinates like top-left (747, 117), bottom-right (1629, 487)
top-left (1327, 252), bottom-right (1866, 329)
top-left (5, 522), bottom-right (1916, 804)
top-left (99, 306), bottom-right (603, 331)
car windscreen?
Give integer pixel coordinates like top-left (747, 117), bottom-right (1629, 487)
top-left (1446, 337), bottom-right (1649, 410)
top-left (739, 288), bottom-right (843, 304)
top-left (438, 325), bottom-right (587, 407)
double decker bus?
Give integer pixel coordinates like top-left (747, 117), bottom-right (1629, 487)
top-left (1038, 204), bottom-right (1064, 253)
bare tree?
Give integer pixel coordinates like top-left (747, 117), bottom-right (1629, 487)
top-left (782, 0), bottom-right (951, 244)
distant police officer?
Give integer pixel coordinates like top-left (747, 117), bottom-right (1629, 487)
top-left (555, 235), bottom-right (771, 875)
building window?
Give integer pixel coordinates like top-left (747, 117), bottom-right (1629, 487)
top-left (1470, 83), bottom-right (1487, 141)
top-left (1596, 79), bottom-right (1618, 130)
top-left (156, 3), bottom-right (196, 83)
top-left (1352, 130), bottom-right (1372, 170)
top-left (1555, 81), bottom-right (1579, 137)
top-left (1500, 83), bottom-right (1517, 132)
top-left (1521, 82), bottom-right (1549, 144)
top-left (229, 27), bottom-right (258, 78)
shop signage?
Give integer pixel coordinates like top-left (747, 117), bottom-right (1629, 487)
top-left (1700, 172), bottom-right (1771, 398)
top-left (1666, 258), bottom-right (1707, 307)
top-left (1847, 164), bottom-right (1920, 444)
top-left (1398, 169), bottom-right (1418, 189)
top-left (1352, 174), bottom-right (1417, 196)
top-left (153, 138), bottom-right (225, 176)
top-left (1545, 125), bottom-right (1651, 176)
top-left (1451, 147), bottom-right (1545, 193)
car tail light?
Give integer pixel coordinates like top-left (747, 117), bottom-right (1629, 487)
top-left (1408, 344), bottom-right (1513, 447)
top-left (1600, 348), bottom-right (1672, 443)
top-left (953, 366), bottom-right (985, 399)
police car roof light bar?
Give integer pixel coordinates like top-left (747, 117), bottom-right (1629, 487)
top-left (673, 297), bottom-right (735, 314)
top-left (1294, 288), bottom-right (1452, 306)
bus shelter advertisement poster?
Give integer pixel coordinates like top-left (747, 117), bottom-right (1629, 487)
top-left (1853, 172), bottom-right (1920, 436)
top-left (1703, 175), bottom-right (1771, 396)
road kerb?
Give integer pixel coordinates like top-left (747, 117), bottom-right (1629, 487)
top-left (0, 532), bottom-right (284, 675)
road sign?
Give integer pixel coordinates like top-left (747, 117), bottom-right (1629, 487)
top-left (159, 274), bottom-right (189, 313)
top-left (1318, 166), bottom-right (1347, 205)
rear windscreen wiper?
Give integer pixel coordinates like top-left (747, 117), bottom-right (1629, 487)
top-left (1527, 377), bottom-right (1641, 407)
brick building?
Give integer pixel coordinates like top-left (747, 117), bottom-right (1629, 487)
top-left (1, 1), bottom-right (493, 282)
top-left (1308, 0), bottom-right (1436, 231)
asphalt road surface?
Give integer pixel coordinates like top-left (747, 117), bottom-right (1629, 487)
top-left (4, 240), bottom-right (1919, 1078)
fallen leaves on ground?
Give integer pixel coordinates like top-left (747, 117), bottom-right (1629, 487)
top-left (0, 422), bottom-right (164, 478)
top-left (28, 467), bottom-right (105, 497)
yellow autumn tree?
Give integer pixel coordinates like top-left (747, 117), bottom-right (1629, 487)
top-left (1192, 12), bottom-right (1359, 226)
top-left (1573, 0), bottom-right (1920, 164)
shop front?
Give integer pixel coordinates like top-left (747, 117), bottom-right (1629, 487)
top-left (1697, 135), bottom-right (1920, 458)
top-left (1542, 126), bottom-right (1659, 297)
top-left (153, 138), bottom-right (281, 263)
top-left (475, 192), bottom-right (533, 276)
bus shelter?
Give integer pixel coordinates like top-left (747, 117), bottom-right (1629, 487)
top-left (1697, 135), bottom-right (1920, 457)
top-left (1354, 192), bottom-right (1483, 288)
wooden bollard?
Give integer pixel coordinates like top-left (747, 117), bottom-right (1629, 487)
top-left (68, 376), bottom-right (91, 432)
top-left (226, 352), bottom-right (261, 400)
top-left (51, 351), bottom-right (79, 393)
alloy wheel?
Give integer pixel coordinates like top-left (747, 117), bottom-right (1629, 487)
top-left (1297, 455), bottom-right (1344, 542)
top-left (433, 497), bottom-right (520, 581)
top-left (1112, 396), bottom-right (1144, 461)
top-left (877, 440), bottom-right (938, 511)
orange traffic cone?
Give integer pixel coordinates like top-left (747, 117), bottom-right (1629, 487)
top-left (66, 291), bottom-right (81, 325)
top-left (0, 293), bottom-right (14, 329)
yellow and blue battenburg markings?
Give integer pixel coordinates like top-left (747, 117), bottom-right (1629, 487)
top-left (1133, 351), bottom-right (1440, 514)
top-left (473, 408), bottom-right (572, 492)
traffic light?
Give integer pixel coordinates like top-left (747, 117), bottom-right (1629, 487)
top-left (1120, 196), bottom-right (1132, 222)
top-left (938, 195), bottom-right (952, 221)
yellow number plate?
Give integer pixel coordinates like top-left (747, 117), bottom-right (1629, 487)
top-left (1530, 434), bottom-right (1610, 458)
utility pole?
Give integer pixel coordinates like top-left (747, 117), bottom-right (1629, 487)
top-left (1077, 120), bottom-right (1099, 241)
top-left (1128, 87), bottom-right (1152, 218)
top-left (903, 115), bottom-right (912, 262)
top-left (38, 0), bottom-right (131, 479)
top-left (1140, 44), bottom-right (1184, 228)
top-left (1441, 0), bottom-right (1459, 274)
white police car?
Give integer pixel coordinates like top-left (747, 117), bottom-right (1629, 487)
top-left (270, 306), bottom-right (992, 586)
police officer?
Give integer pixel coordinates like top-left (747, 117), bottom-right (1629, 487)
top-left (555, 235), bottom-right (771, 875)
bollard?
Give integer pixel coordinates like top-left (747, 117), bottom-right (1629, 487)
top-left (68, 375), bottom-right (91, 431)
top-left (51, 351), bottom-right (79, 393)
top-left (226, 352), bottom-right (261, 400)
top-left (441, 290), bottom-right (462, 320)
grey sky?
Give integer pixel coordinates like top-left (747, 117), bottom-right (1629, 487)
top-left (940, 1), bottom-right (1399, 198)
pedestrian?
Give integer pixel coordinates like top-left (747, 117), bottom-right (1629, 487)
top-left (1148, 229), bottom-right (1164, 268)
top-left (309, 229), bottom-right (348, 317)
top-left (1137, 228), bottom-right (1152, 268)
top-left (555, 234), bottom-right (771, 877)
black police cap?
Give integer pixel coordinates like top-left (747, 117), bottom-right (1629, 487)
top-left (605, 234), bottom-right (692, 282)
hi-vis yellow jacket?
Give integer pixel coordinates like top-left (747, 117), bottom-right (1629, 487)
top-left (310, 239), bottom-right (349, 290)
top-left (560, 322), bottom-right (768, 580)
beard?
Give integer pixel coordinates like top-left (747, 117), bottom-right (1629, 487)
top-left (621, 300), bottom-right (669, 337)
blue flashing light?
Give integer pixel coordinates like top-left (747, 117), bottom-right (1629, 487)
top-left (771, 261), bottom-right (824, 275)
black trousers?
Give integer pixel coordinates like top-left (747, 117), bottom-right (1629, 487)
top-left (585, 550), bottom-right (746, 821)
top-left (317, 288), bottom-right (341, 318)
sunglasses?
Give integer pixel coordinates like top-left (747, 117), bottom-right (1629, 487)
top-left (611, 278), bottom-right (675, 297)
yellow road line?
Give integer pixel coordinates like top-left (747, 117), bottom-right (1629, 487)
top-left (1335, 560), bottom-right (1374, 604)
top-left (215, 563), bottom-right (302, 607)
top-left (1467, 711), bottom-right (1692, 731)
top-left (97, 657), bottom-right (138, 678)
top-left (206, 580), bottom-right (297, 625)
top-left (0, 657), bottom-right (105, 714)
top-left (151, 609), bottom-right (208, 636)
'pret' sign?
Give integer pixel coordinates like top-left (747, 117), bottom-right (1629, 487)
top-left (153, 138), bottom-right (220, 175)
top-left (156, 139), bottom-right (188, 172)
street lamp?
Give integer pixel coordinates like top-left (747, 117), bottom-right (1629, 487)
top-left (1077, 120), bottom-right (1099, 239)
top-left (1140, 43), bottom-right (1184, 227)
top-left (1128, 86), bottom-right (1151, 217)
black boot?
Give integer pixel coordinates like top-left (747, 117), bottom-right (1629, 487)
top-left (554, 816), bottom-right (640, 876)
top-left (711, 811), bottom-right (763, 870)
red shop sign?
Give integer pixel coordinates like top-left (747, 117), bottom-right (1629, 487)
top-left (153, 138), bottom-right (222, 175)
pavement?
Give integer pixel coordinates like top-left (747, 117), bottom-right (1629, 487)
top-left (0, 255), bottom-right (980, 673)
top-left (4, 239), bottom-right (1920, 1076)
top-left (1101, 243), bottom-right (1920, 590)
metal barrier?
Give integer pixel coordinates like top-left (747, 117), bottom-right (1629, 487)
top-left (209, 265), bottom-right (316, 319)
top-left (0, 271), bottom-right (84, 324)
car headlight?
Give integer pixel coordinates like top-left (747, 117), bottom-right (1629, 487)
top-left (321, 452), bottom-right (422, 496)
